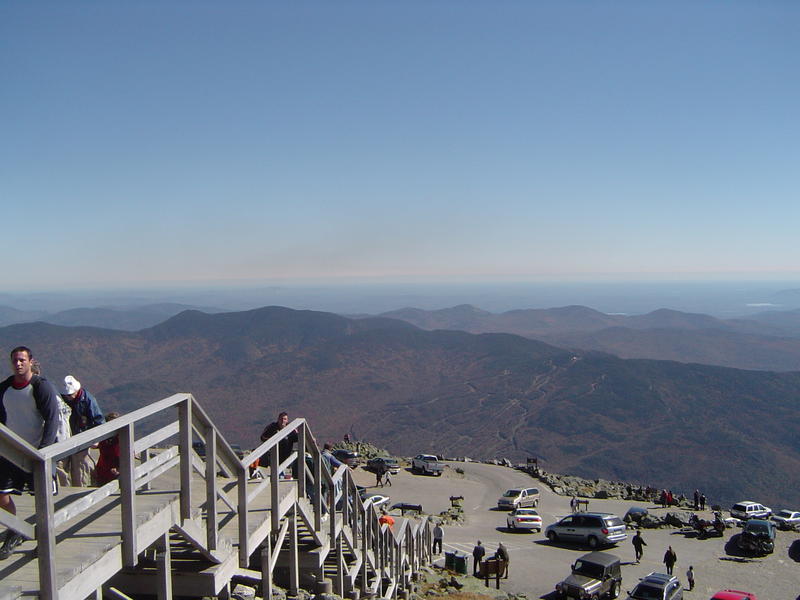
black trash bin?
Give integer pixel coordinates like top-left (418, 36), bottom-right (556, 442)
top-left (453, 552), bottom-right (469, 575)
top-left (444, 551), bottom-right (455, 570)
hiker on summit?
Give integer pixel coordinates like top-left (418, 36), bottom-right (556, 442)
top-left (0, 346), bottom-right (60, 560)
top-left (632, 529), bottom-right (647, 563)
top-left (62, 375), bottom-right (105, 486)
top-left (472, 540), bottom-right (486, 575)
top-left (260, 411), bottom-right (298, 478)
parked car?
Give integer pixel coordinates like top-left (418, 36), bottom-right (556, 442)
top-left (771, 509), bottom-right (800, 530)
top-left (555, 551), bottom-right (622, 599)
top-left (626, 572), bottom-right (683, 600)
top-left (497, 487), bottom-right (539, 510)
top-left (730, 501), bottom-right (771, 520)
top-left (362, 493), bottom-right (391, 509)
top-left (333, 449), bottom-right (359, 467)
top-left (411, 454), bottom-right (444, 476)
top-left (546, 512), bottom-right (627, 548)
top-left (737, 519), bottom-right (776, 555)
top-left (506, 508), bottom-right (542, 531)
top-left (366, 456), bottom-right (400, 474)
top-left (710, 591), bottom-right (758, 600)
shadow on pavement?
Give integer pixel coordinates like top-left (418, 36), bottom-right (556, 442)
top-left (533, 539), bottom-right (593, 552)
top-left (497, 526), bottom-right (536, 534)
top-left (788, 539), bottom-right (800, 563)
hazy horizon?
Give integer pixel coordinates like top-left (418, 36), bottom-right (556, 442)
top-left (2, 279), bottom-right (799, 319)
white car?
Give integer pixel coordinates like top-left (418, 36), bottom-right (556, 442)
top-left (362, 494), bottom-right (391, 509)
top-left (730, 501), bottom-right (772, 520)
top-left (506, 508), bottom-right (542, 531)
top-left (771, 509), bottom-right (800, 530)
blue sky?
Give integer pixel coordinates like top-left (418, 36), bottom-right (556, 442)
top-left (2, 1), bottom-right (798, 291)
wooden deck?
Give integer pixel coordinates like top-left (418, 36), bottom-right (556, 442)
top-left (0, 394), bottom-right (432, 599)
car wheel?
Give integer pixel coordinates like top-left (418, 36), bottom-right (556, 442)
top-left (547, 531), bottom-right (558, 543)
top-left (587, 535), bottom-right (599, 549)
top-left (609, 581), bottom-right (619, 599)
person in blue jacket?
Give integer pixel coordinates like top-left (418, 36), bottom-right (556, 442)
top-left (62, 375), bottom-right (105, 486)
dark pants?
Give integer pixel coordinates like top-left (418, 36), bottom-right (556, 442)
top-left (433, 538), bottom-right (442, 553)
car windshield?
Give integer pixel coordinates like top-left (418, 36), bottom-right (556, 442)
top-left (516, 509), bottom-right (538, 516)
top-left (572, 560), bottom-right (604, 580)
top-left (776, 510), bottom-right (793, 518)
top-left (604, 517), bottom-right (623, 527)
top-left (746, 522), bottom-right (770, 534)
top-left (503, 490), bottom-right (521, 498)
top-left (630, 583), bottom-right (663, 600)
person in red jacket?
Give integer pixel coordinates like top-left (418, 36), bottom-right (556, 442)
top-left (95, 413), bottom-right (121, 486)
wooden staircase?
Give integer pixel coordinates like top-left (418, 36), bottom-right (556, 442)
top-left (0, 393), bottom-right (433, 600)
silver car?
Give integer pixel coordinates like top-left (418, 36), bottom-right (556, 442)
top-left (627, 572), bottom-right (683, 600)
top-left (546, 512), bottom-right (627, 548)
top-left (771, 509), bottom-right (800, 530)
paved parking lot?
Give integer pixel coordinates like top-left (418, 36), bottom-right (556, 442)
top-left (352, 460), bottom-right (800, 599)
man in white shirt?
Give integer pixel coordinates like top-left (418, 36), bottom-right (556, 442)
top-left (0, 346), bottom-right (60, 560)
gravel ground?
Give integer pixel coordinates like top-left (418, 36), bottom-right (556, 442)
top-left (352, 461), bottom-right (800, 600)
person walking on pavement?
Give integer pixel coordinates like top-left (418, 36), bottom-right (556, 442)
top-left (375, 464), bottom-right (385, 487)
top-left (472, 540), bottom-right (485, 576)
top-left (686, 565), bottom-right (695, 591)
top-left (62, 375), bottom-right (105, 486)
top-left (663, 546), bottom-right (677, 575)
top-left (632, 529), bottom-right (647, 563)
top-left (432, 522), bottom-right (444, 554)
top-left (0, 346), bottom-right (60, 560)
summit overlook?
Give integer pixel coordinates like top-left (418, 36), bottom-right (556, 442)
top-left (3, 305), bottom-right (798, 508)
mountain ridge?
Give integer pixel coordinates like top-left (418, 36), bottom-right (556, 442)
top-left (1, 306), bottom-right (797, 507)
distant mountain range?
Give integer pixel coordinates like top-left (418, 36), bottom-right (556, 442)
top-left (2, 306), bottom-right (798, 508)
top-left (0, 303), bottom-right (223, 331)
top-left (373, 305), bottom-right (800, 371)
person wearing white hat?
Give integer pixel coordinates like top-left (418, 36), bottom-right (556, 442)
top-left (62, 375), bottom-right (105, 486)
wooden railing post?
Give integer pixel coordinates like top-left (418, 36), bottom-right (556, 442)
top-left (34, 458), bottom-right (57, 600)
top-left (313, 453), bottom-right (322, 532)
top-left (204, 425), bottom-right (218, 551)
top-left (119, 422), bottom-right (137, 567)
top-left (155, 533), bottom-right (172, 600)
top-left (361, 504), bottom-right (368, 594)
top-left (238, 465), bottom-right (249, 567)
top-left (297, 424), bottom-right (306, 500)
top-left (289, 505), bottom-right (299, 596)
top-left (270, 444), bottom-right (280, 530)
top-left (178, 399), bottom-right (192, 521)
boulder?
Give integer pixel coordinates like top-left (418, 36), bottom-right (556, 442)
top-left (639, 514), bottom-right (667, 528)
top-left (665, 511), bottom-right (694, 528)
